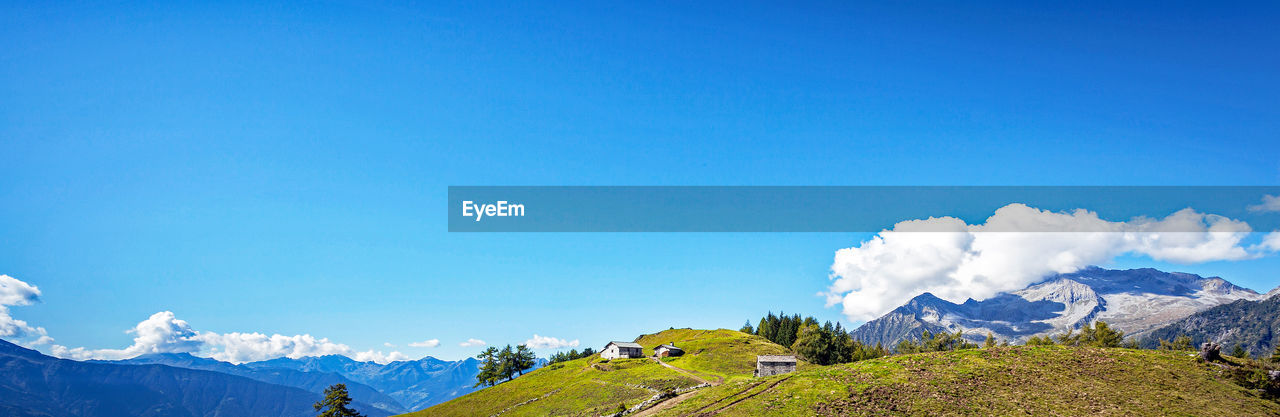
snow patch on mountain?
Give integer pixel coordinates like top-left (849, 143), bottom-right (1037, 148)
top-left (850, 267), bottom-right (1265, 346)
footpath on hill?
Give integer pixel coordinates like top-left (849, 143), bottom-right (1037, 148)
top-left (632, 356), bottom-right (725, 417)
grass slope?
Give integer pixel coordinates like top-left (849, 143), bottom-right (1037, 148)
top-left (652, 346), bottom-right (1280, 417)
top-left (635, 329), bottom-right (803, 383)
top-left (409, 329), bottom-right (795, 417)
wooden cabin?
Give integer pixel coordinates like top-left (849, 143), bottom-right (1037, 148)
top-left (654, 343), bottom-right (684, 357)
top-left (601, 341), bottom-right (643, 359)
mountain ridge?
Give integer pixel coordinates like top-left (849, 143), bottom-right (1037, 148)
top-left (104, 352), bottom-right (407, 414)
top-left (0, 338), bottom-right (393, 417)
top-left (851, 267), bottom-right (1264, 347)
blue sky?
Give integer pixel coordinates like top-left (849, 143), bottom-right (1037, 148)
top-left (2, 1), bottom-right (1280, 361)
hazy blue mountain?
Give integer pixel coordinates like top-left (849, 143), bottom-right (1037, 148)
top-left (1142, 293), bottom-right (1280, 357)
top-left (852, 267), bottom-right (1264, 347)
top-left (244, 354), bottom-right (546, 411)
top-left (0, 339), bottom-right (392, 417)
top-left (106, 352), bottom-right (406, 414)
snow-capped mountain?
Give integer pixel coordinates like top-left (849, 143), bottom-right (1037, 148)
top-left (850, 267), bottom-right (1265, 346)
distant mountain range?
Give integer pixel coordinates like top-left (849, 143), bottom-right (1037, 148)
top-left (106, 350), bottom-right (536, 412)
top-left (0, 338), bottom-right (389, 417)
top-left (852, 267), bottom-right (1274, 347)
top-left (106, 353), bottom-right (407, 413)
top-left (1142, 293), bottom-right (1280, 357)
top-left (240, 353), bottom-right (545, 411)
top-left (0, 335), bottom-right (548, 416)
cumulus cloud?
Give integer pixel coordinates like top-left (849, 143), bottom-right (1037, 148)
top-left (50, 311), bottom-right (200, 360)
top-left (0, 275), bottom-right (408, 364)
top-left (354, 350), bottom-right (409, 363)
top-left (195, 332), bottom-right (354, 363)
top-left (0, 275), bottom-right (52, 347)
top-left (1256, 232), bottom-right (1280, 253)
top-left (43, 310), bottom-right (407, 364)
top-left (523, 334), bottom-right (579, 349)
top-left (408, 339), bottom-right (440, 348)
top-left (1248, 195), bottom-right (1280, 213)
top-left (825, 204), bottom-right (1277, 322)
top-left (460, 338), bottom-right (486, 347)
top-left (0, 275), bottom-right (41, 306)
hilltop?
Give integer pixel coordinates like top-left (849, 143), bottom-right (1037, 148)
top-left (410, 329), bottom-right (799, 417)
top-left (649, 346), bottom-right (1280, 416)
top-left (410, 329), bottom-right (1280, 417)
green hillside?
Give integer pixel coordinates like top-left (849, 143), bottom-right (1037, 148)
top-left (634, 328), bottom-right (803, 383)
top-left (409, 329), bottom-right (1280, 417)
top-left (650, 345), bottom-right (1280, 417)
top-left (410, 329), bottom-right (795, 417)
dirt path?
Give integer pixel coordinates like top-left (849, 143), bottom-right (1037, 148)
top-left (630, 357), bottom-right (724, 417)
top-left (632, 389), bottom-right (704, 417)
top-left (649, 356), bottom-right (724, 385)
top-left (691, 376), bottom-right (791, 416)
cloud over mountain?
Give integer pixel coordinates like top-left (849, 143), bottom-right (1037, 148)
top-left (0, 275), bottom-right (51, 346)
top-left (36, 309), bottom-right (407, 364)
top-left (825, 204), bottom-right (1280, 321)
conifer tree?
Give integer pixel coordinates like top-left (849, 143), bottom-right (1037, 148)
top-left (314, 384), bottom-right (365, 417)
top-left (515, 344), bottom-right (537, 376)
top-left (474, 347), bottom-right (501, 387)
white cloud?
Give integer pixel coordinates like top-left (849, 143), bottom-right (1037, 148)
top-left (354, 349), bottom-right (409, 364)
top-left (49, 311), bottom-right (201, 361)
top-left (195, 332), bottom-right (353, 364)
top-left (0, 275), bottom-right (52, 347)
top-left (460, 338), bottom-right (486, 347)
top-left (42, 310), bottom-right (406, 364)
top-left (408, 339), bottom-right (440, 348)
top-left (826, 204), bottom-right (1277, 322)
top-left (0, 275), bottom-right (41, 306)
top-left (1255, 232), bottom-right (1280, 253)
top-left (383, 342), bottom-right (396, 347)
top-left (0, 276), bottom-right (410, 365)
top-left (523, 334), bottom-right (579, 349)
top-left (1248, 195), bottom-right (1280, 213)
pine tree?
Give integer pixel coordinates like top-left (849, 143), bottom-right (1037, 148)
top-left (474, 347), bottom-right (501, 387)
top-left (740, 321), bottom-right (755, 334)
top-left (515, 344), bottom-right (537, 376)
top-left (1088, 321), bottom-right (1124, 348)
top-left (983, 332), bottom-right (995, 349)
top-left (314, 384), bottom-right (365, 417)
top-left (1231, 343), bottom-right (1247, 358)
top-left (791, 323), bottom-right (832, 365)
top-left (498, 345), bottom-right (518, 381)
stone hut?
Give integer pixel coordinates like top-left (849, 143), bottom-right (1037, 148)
top-left (654, 343), bottom-right (684, 358)
top-left (754, 355), bottom-right (796, 377)
top-left (601, 341), bottom-right (643, 359)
